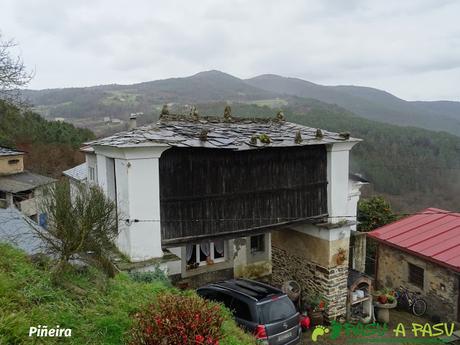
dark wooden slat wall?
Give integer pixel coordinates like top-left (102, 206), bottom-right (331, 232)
top-left (159, 146), bottom-right (327, 245)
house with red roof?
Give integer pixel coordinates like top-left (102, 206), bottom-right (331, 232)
top-left (368, 208), bottom-right (460, 322)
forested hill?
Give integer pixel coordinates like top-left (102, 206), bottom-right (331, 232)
top-left (195, 100), bottom-right (460, 212)
top-left (21, 70), bottom-right (460, 137)
top-left (0, 100), bottom-right (94, 177)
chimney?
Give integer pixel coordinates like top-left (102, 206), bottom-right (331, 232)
top-left (129, 113), bottom-right (137, 130)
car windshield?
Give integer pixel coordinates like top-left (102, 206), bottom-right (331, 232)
top-left (259, 296), bottom-right (296, 323)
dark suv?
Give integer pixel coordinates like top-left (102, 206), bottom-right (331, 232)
top-left (197, 279), bottom-right (300, 345)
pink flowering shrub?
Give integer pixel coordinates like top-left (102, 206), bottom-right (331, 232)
top-left (129, 294), bottom-right (224, 345)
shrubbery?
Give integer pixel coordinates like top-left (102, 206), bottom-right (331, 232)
top-left (128, 266), bottom-right (171, 287)
top-left (129, 294), bottom-right (225, 345)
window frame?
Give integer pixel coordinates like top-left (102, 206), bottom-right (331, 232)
top-left (88, 166), bottom-right (96, 181)
top-left (408, 262), bottom-right (424, 289)
top-left (187, 240), bottom-right (227, 267)
top-left (250, 234), bottom-right (265, 254)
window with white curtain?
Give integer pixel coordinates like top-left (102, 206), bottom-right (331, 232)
top-left (186, 240), bottom-right (226, 267)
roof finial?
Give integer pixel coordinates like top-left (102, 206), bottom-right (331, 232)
top-left (276, 111), bottom-right (285, 121)
top-left (190, 106), bottom-right (199, 121)
top-left (339, 132), bottom-right (350, 140)
top-left (160, 104), bottom-right (169, 118)
top-left (315, 128), bottom-right (323, 139)
top-left (224, 105), bottom-right (232, 121)
top-left (295, 130), bottom-right (303, 144)
top-left (199, 129), bottom-right (209, 141)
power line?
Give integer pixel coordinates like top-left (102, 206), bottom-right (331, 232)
top-left (122, 210), bottom-right (460, 223)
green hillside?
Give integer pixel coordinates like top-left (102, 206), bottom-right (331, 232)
top-left (0, 100), bottom-right (95, 177)
top-left (22, 70), bottom-right (460, 136)
top-left (246, 74), bottom-right (460, 136)
top-left (0, 244), bottom-right (254, 345)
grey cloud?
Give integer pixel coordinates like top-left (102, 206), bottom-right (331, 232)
top-left (0, 0), bottom-right (459, 100)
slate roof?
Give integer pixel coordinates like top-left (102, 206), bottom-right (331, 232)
top-left (86, 114), bottom-right (360, 150)
top-left (0, 207), bottom-right (45, 255)
top-left (368, 208), bottom-right (460, 273)
top-left (0, 146), bottom-right (24, 157)
top-left (63, 163), bottom-right (87, 182)
top-left (0, 171), bottom-right (56, 193)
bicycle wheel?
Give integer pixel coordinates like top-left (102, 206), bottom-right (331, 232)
top-left (412, 298), bottom-right (427, 316)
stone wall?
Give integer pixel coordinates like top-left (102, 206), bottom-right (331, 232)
top-left (272, 245), bottom-right (348, 320)
top-left (377, 244), bottom-right (459, 321)
top-left (171, 267), bottom-right (234, 289)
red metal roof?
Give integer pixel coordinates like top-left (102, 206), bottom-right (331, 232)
top-left (367, 208), bottom-right (460, 273)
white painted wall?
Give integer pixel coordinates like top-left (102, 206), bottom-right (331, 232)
top-left (326, 142), bottom-right (358, 223)
top-left (291, 223), bottom-right (351, 241)
top-left (348, 180), bottom-right (367, 231)
top-left (92, 145), bottom-right (170, 262)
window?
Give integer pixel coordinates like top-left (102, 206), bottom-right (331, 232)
top-left (8, 159), bottom-right (20, 165)
top-left (259, 296), bottom-right (296, 323)
top-left (89, 167), bottom-right (96, 181)
top-left (200, 290), bottom-right (233, 308)
top-left (0, 191), bottom-right (6, 200)
top-left (231, 299), bottom-right (252, 321)
top-left (250, 234), bottom-right (265, 253)
top-left (408, 263), bottom-right (424, 289)
top-left (186, 240), bottom-right (226, 267)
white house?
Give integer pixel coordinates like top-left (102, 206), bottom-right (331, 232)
top-left (80, 112), bottom-right (363, 319)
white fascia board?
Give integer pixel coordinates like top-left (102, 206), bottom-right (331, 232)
top-left (93, 145), bottom-right (171, 160)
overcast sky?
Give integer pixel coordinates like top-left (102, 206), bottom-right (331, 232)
top-left (1, 0), bottom-right (460, 101)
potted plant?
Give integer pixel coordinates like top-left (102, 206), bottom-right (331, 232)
top-left (308, 294), bottom-right (328, 326)
top-left (373, 288), bottom-right (397, 323)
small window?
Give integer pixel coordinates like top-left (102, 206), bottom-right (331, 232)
top-left (408, 263), bottom-right (424, 289)
top-left (8, 159), bottom-right (20, 165)
top-left (89, 167), bottom-right (95, 181)
top-left (0, 191), bottom-right (6, 199)
top-left (202, 290), bottom-right (233, 308)
top-left (250, 234), bottom-right (265, 253)
top-left (186, 240), bottom-right (226, 267)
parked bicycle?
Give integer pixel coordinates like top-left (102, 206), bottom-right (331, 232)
top-left (395, 286), bottom-right (427, 316)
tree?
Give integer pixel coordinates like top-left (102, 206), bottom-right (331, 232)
top-left (37, 180), bottom-right (119, 277)
top-left (357, 196), bottom-right (397, 232)
top-left (0, 33), bottom-right (33, 104)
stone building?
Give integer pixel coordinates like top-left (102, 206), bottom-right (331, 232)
top-left (75, 112), bottom-right (362, 318)
top-left (0, 146), bottom-right (55, 224)
top-left (368, 208), bottom-right (460, 322)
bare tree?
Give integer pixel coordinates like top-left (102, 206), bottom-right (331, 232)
top-left (0, 32), bottom-right (33, 104)
top-left (37, 180), bottom-right (120, 277)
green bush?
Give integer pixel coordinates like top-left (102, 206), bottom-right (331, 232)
top-left (129, 294), bottom-right (224, 345)
top-left (128, 266), bottom-right (171, 287)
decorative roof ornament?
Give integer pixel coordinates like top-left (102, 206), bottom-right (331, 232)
top-left (199, 129), bottom-right (209, 141)
top-left (160, 104), bottom-right (169, 118)
top-left (223, 105), bottom-right (232, 121)
top-left (190, 106), bottom-right (199, 121)
top-left (339, 132), bottom-right (350, 140)
top-left (315, 128), bottom-right (323, 139)
top-left (276, 111), bottom-right (285, 121)
top-left (294, 130), bottom-right (303, 144)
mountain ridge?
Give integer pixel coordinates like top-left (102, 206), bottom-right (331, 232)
top-left (21, 70), bottom-right (460, 136)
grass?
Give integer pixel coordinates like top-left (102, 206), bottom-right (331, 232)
top-left (0, 244), bottom-right (255, 345)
